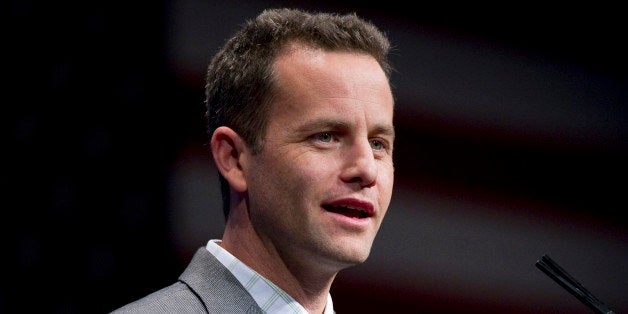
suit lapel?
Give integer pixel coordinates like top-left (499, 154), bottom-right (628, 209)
top-left (179, 248), bottom-right (264, 313)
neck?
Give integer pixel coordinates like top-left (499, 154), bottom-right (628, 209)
top-left (221, 204), bottom-right (337, 313)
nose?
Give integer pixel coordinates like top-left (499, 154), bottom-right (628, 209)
top-left (340, 139), bottom-right (378, 188)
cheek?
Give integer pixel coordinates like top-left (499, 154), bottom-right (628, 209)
top-left (278, 150), bottom-right (337, 182)
top-left (378, 164), bottom-right (395, 203)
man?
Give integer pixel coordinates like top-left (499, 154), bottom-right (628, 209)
top-left (113, 7), bottom-right (395, 313)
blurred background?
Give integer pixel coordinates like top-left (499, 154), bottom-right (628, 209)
top-left (5, 0), bottom-right (626, 313)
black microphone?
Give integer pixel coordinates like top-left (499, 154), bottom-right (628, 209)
top-left (536, 254), bottom-right (615, 314)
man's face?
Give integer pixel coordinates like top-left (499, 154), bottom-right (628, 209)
top-left (244, 47), bottom-right (394, 272)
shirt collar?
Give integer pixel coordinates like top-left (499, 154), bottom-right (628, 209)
top-left (206, 239), bottom-right (335, 314)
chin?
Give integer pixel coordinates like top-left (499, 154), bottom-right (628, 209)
top-left (313, 236), bottom-right (375, 268)
top-left (330, 246), bottom-right (372, 267)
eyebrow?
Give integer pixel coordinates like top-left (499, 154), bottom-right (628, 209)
top-left (296, 119), bottom-right (347, 133)
top-left (371, 124), bottom-right (396, 139)
top-left (296, 119), bottom-right (395, 139)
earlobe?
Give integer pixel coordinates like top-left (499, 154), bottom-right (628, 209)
top-left (210, 126), bottom-right (248, 193)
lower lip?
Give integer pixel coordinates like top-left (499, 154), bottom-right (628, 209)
top-left (323, 209), bottom-right (372, 230)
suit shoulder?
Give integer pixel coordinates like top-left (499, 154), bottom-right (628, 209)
top-left (110, 281), bottom-right (205, 313)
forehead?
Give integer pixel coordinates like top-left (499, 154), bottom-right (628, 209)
top-left (269, 47), bottom-right (394, 126)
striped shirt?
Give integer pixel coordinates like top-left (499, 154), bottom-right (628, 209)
top-left (205, 239), bottom-right (335, 314)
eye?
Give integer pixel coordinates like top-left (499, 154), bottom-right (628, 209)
top-left (314, 132), bottom-right (333, 143)
top-left (370, 139), bottom-right (385, 151)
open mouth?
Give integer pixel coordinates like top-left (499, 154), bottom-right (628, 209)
top-left (322, 205), bottom-right (372, 219)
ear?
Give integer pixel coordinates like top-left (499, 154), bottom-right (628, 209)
top-left (210, 126), bottom-right (249, 193)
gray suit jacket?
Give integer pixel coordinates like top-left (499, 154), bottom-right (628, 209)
top-left (111, 247), bottom-right (264, 313)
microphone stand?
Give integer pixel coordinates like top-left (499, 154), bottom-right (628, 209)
top-left (536, 254), bottom-right (615, 314)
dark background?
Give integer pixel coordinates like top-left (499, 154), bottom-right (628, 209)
top-left (5, 1), bottom-right (626, 313)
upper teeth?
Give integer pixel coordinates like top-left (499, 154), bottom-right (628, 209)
top-left (338, 205), bottom-right (360, 211)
